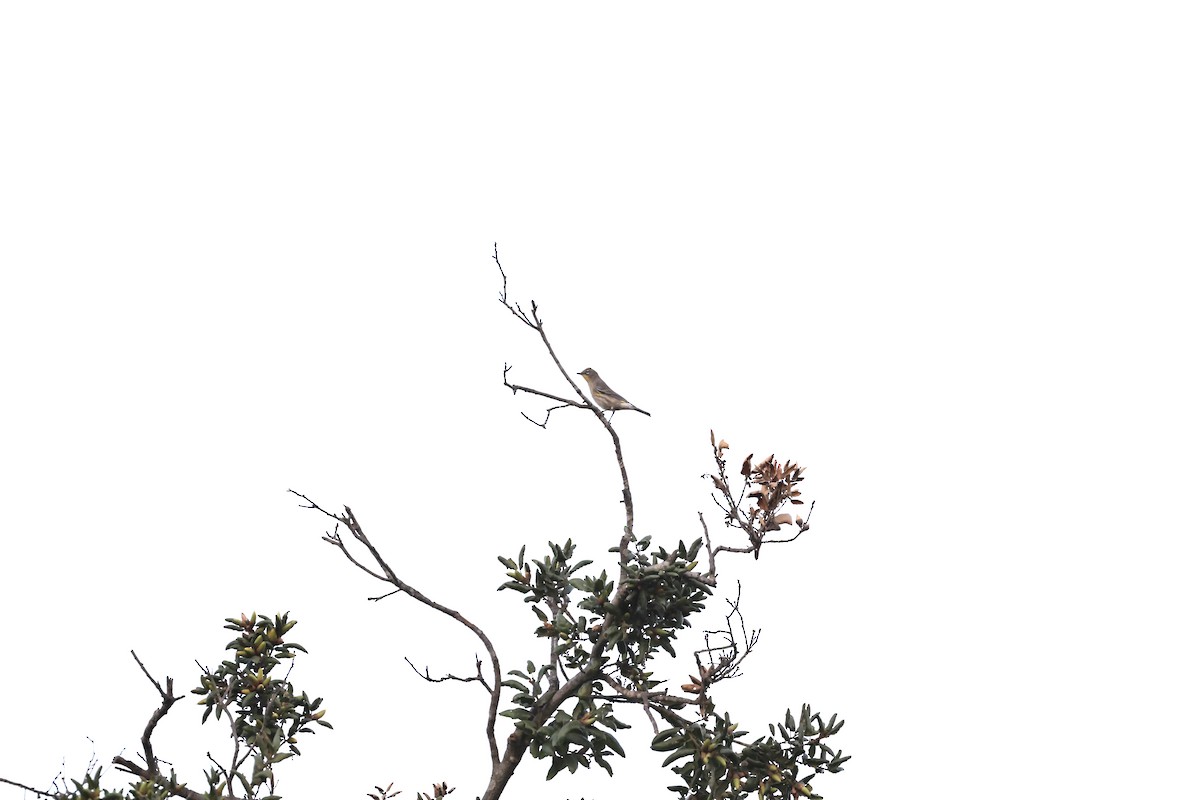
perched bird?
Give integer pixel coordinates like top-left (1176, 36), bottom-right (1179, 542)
top-left (578, 368), bottom-right (651, 417)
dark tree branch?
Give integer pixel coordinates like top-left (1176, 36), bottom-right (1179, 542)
top-left (129, 651), bottom-right (179, 772)
top-left (0, 777), bottom-right (54, 797)
top-left (502, 364), bottom-right (587, 410)
top-left (291, 490), bottom-right (504, 771)
top-left (112, 756), bottom-right (207, 800)
top-left (493, 243), bottom-right (537, 329)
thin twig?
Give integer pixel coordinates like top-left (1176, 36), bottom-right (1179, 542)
top-left (404, 655), bottom-right (492, 693)
top-left (698, 512), bottom-right (716, 578)
top-left (0, 777), bottom-right (54, 797)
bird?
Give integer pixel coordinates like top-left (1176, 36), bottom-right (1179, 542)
top-left (578, 368), bottom-right (651, 417)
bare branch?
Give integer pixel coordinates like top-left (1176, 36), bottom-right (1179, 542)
top-left (404, 655), bottom-right (492, 693)
top-left (131, 650), bottom-right (169, 700)
top-left (0, 777), bottom-right (55, 797)
top-left (502, 363), bottom-right (587, 427)
top-left (494, 243), bottom-right (537, 328)
top-left (129, 651), bottom-right (179, 771)
top-left (293, 489), bottom-right (504, 770)
top-left (695, 582), bottom-right (760, 690)
top-left (698, 511), bottom-right (717, 578)
top-left (502, 364), bottom-right (586, 410)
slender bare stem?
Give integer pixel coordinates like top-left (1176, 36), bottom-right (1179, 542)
top-left (0, 777), bottom-right (54, 797)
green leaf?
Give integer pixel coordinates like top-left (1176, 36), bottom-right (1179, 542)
top-left (662, 745), bottom-right (698, 766)
top-left (550, 721), bottom-right (578, 747)
top-left (603, 732), bottom-right (626, 757)
top-left (500, 708), bottom-right (532, 720)
top-left (651, 729), bottom-right (682, 749)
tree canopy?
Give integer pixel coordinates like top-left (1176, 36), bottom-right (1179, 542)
top-left (2, 252), bottom-right (848, 800)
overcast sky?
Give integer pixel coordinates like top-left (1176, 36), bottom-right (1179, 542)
top-left (2, 4), bottom-right (1197, 799)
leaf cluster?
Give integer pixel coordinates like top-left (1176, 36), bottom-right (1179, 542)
top-left (497, 540), bottom-right (634, 778)
top-left (189, 612), bottom-right (331, 799)
top-left (651, 705), bottom-right (850, 800)
top-left (369, 781), bottom-right (454, 800)
top-left (30, 614), bottom-right (330, 800)
top-left (599, 536), bottom-right (711, 669)
top-left (500, 660), bottom-right (630, 780)
top-left (494, 525), bottom-right (852, 799)
top-left (499, 535), bottom-right (711, 694)
top-left (50, 767), bottom-right (172, 800)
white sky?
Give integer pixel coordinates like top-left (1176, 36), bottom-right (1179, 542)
top-left (1, 3), bottom-right (1197, 799)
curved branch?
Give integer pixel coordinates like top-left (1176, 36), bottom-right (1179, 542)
top-left (291, 490), bottom-right (504, 769)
